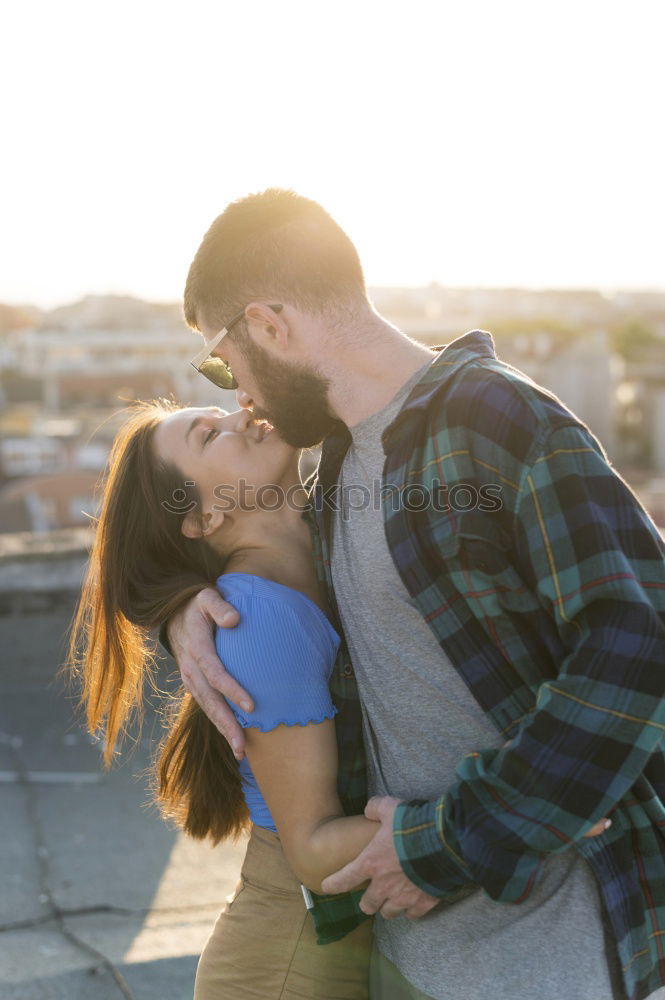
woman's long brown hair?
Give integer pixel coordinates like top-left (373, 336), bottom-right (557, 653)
top-left (65, 400), bottom-right (249, 843)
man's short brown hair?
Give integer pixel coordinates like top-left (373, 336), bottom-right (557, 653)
top-left (183, 188), bottom-right (368, 332)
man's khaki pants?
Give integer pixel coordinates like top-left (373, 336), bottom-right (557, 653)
top-left (194, 824), bottom-right (373, 999)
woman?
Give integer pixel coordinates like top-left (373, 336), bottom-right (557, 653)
top-left (67, 399), bottom-right (376, 999)
top-left (68, 399), bottom-right (609, 1000)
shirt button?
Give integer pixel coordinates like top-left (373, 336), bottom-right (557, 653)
top-left (342, 661), bottom-right (354, 677)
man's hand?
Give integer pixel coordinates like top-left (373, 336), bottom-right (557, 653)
top-left (320, 796), bottom-right (439, 920)
top-left (167, 587), bottom-right (253, 760)
top-left (319, 792), bottom-right (612, 921)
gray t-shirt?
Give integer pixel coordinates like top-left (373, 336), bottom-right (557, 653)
top-left (329, 361), bottom-right (613, 1000)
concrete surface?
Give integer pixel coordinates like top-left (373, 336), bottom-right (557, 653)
top-left (0, 589), bottom-right (248, 1000)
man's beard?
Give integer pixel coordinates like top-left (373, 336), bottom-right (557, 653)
top-left (238, 336), bottom-right (343, 448)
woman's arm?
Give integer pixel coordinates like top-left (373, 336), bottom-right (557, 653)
top-left (246, 722), bottom-right (612, 897)
top-left (244, 719), bottom-right (378, 894)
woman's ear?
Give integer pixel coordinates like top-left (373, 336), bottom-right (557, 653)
top-left (181, 508), bottom-right (225, 540)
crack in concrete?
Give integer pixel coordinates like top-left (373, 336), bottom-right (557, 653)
top-left (0, 900), bottom-right (225, 934)
top-left (7, 736), bottom-right (138, 1000)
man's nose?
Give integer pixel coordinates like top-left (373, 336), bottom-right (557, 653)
top-left (236, 387), bottom-right (255, 411)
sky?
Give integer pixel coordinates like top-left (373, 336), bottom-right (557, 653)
top-left (1, 0), bottom-right (664, 309)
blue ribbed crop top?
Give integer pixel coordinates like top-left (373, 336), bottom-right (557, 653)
top-left (215, 573), bottom-right (341, 833)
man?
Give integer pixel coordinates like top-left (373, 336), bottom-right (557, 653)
top-left (168, 188), bottom-right (665, 999)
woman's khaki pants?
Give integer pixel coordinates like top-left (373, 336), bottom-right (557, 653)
top-left (194, 824), bottom-right (373, 999)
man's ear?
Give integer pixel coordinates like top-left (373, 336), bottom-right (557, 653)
top-left (181, 508), bottom-right (225, 540)
top-left (245, 302), bottom-right (288, 349)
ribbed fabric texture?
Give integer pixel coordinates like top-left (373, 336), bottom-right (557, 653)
top-left (215, 573), bottom-right (341, 832)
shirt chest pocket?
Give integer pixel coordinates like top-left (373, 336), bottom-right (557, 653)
top-left (432, 512), bottom-right (538, 615)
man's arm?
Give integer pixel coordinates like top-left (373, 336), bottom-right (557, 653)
top-left (325, 423), bottom-right (665, 906)
top-left (393, 422), bottom-right (665, 901)
top-left (165, 588), bottom-right (254, 760)
top-left (322, 795), bottom-right (610, 917)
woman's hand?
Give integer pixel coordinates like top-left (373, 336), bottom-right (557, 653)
top-left (167, 588), bottom-right (253, 760)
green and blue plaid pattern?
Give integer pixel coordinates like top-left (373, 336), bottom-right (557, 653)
top-left (306, 331), bottom-right (665, 1000)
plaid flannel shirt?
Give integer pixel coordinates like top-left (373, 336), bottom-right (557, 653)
top-left (305, 331), bottom-right (665, 1000)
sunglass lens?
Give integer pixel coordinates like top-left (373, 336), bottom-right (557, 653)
top-left (198, 358), bottom-right (238, 390)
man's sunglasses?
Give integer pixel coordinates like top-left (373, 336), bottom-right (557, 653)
top-left (190, 303), bottom-right (283, 390)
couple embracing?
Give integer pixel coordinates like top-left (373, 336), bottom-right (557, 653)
top-left (69, 189), bottom-right (665, 1000)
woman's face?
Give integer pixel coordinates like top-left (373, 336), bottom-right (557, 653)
top-left (152, 406), bottom-right (300, 520)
